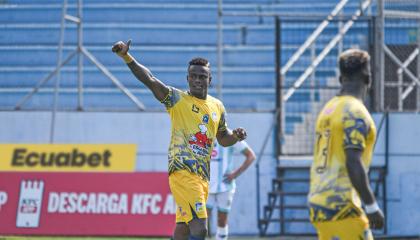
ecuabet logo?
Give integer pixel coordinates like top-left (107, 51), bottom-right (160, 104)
top-left (16, 180), bottom-right (44, 228)
top-left (0, 191), bottom-right (8, 211)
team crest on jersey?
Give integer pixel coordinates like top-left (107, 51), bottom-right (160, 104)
top-left (202, 114), bottom-right (209, 124)
top-left (189, 124), bottom-right (212, 156)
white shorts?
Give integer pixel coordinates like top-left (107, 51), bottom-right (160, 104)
top-left (206, 190), bottom-right (235, 213)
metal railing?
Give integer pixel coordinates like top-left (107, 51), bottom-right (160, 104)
top-left (283, 0), bottom-right (373, 101)
top-left (379, 0), bottom-right (420, 112)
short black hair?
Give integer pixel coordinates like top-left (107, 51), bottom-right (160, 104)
top-left (189, 57), bottom-right (210, 68)
top-left (339, 49), bottom-right (370, 77)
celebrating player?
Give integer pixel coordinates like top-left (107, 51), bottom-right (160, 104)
top-left (112, 40), bottom-right (247, 240)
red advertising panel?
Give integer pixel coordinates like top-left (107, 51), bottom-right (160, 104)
top-left (0, 172), bottom-right (176, 236)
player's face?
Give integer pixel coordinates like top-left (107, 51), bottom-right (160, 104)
top-left (187, 65), bottom-right (211, 99)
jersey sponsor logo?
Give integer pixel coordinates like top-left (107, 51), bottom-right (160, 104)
top-left (0, 144), bottom-right (136, 172)
top-left (192, 104), bottom-right (199, 113)
top-left (188, 124), bottom-right (212, 157)
top-left (16, 180), bottom-right (44, 228)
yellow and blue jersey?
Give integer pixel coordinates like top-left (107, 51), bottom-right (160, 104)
top-left (308, 95), bottom-right (376, 222)
top-left (161, 87), bottom-right (227, 181)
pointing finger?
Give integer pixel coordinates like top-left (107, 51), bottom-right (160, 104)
top-left (127, 39), bottom-right (132, 48)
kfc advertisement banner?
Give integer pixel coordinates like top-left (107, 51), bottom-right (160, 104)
top-left (0, 172), bottom-right (176, 236)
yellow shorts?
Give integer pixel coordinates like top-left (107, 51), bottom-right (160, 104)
top-left (169, 170), bottom-right (209, 223)
top-left (312, 216), bottom-right (374, 240)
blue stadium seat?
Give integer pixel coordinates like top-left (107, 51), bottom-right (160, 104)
top-left (0, 0), bottom-right (415, 135)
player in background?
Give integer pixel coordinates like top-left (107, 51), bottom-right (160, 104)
top-left (206, 140), bottom-right (256, 239)
top-left (112, 40), bottom-right (247, 240)
top-left (308, 49), bottom-right (384, 239)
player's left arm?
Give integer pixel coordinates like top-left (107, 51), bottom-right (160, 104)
top-left (216, 105), bottom-right (247, 147)
top-left (224, 146), bottom-right (256, 183)
top-left (217, 127), bottom-right (247, 147)
top-left (346, 149), bottom-right (384, 229)
top-left (343, 107), bottom-right (384, 229)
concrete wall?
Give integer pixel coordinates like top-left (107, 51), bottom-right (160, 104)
top-left (383, 114), bottom-right (420, 236)
top-left (0, 111), bottom-right (277, 235)
top-left (0, 111), bottom-right (419, 235)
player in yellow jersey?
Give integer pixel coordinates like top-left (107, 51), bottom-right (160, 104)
top-left (308, 49), bottom-right (384, 239)
top-left (112, 40), bottom-right (247, 240)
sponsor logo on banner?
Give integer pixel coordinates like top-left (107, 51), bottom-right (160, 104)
top-left (0, 172), bottom-right (176, 236)
top-left (16, 180), bottom-right (44, 228)
top-left (46, 192), bottom-right (176, 215)
top-left (0, 144), bottom-right (136, 172)
top-left (0, 191), bottom-right (7, 211)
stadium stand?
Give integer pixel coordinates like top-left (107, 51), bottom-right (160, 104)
top-left (0, 0), bottom-right (416, 139)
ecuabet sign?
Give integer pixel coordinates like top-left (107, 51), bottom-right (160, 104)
top-left (0, 172), bottom-right (176, 236)
top-left (0, 144), bottom-right (137, 172)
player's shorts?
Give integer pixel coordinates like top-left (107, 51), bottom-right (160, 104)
top-left (311, 216), bottom-right (374, 240)
top-left (206, 190), bottom-right (235, 213)
top-left (169, 170), bottom-right (209, 223)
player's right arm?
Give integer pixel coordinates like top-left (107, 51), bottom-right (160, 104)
top-left (112, 39), bottom-right (169, 102)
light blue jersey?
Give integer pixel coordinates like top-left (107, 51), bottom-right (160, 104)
top-left (209, 140), bottom-right (249, 194)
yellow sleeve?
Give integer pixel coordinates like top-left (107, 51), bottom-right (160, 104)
top-left (342, 104), bottom-right (370, 150)
top-left (218, 102), bottom-right (228, 132)
top-left (160, 87), bottom-right (181, 110)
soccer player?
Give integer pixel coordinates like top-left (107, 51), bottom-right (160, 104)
top-left (308, 49), bottom-right (384, 239)
top-left (206, 140), bottom-right (256, 239)
top-left (112, 40), bottom-right (247, 240)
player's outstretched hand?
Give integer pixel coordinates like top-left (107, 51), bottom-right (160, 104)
top-left (112, 39), bottom-right (131, 57)
top-left (367, 209), bottom-right (384, 229)
top-left (233, 127), bottom-right (247, 141)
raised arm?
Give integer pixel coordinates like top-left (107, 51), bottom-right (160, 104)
top-left (112, 39), bottom-right (169, 101)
